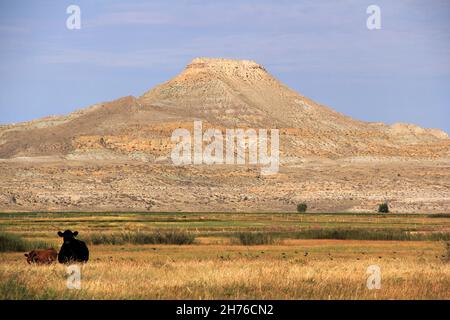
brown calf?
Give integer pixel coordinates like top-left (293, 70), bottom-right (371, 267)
top-left (24, 248), bottom-right (57, 264)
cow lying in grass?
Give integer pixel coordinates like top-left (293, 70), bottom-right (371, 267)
top-left (24, 248), bottom-right (57, 264)
top-left (57, 230), bottom-right (89, 263)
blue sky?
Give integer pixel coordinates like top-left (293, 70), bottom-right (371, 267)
top-left (1, 0), bottom-right (449, 133)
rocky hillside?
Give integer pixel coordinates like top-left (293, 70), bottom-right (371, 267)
top-left (0, 58), bottom-right (448, 213)
top-left (0, 58), bottom-right (448, 160)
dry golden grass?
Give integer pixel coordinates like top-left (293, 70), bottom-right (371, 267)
top-left (1, 242), bottom-right (449, 300)
top-left (1, 212), bottom-right (448, 299)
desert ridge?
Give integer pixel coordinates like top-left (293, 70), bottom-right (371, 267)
top-left (0, 58), bottom-right (448, 213)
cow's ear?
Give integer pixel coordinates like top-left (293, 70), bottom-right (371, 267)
top-left (24, 253), bottom-right (29, 257)
top-left (57, 231), bottom-right (63, 237)
top-left (73, 231), bottom-right (79, 237)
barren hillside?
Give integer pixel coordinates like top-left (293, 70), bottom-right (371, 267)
top-left (0, 58), bottom-right (448, 213)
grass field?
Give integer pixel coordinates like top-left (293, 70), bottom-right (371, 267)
top-left (0, 212), bottom-right (449, 299)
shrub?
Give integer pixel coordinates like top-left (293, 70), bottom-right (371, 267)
top-left (0, 232), bottom-right (54, 252)
top-left (297, 203), bottom-right (307, 213)
top-left (237, 232), bottom-right (274, 245)
top-left (444, 242), bottom-right (450, 262)
top-left (85, 231), bottom-right (195, 245)
top-left (428, 213), bottom-right (450, 218)
top-left (378, 202), bottom-right (389, 213)
top-left (290, 228), bottom-right (450, 241)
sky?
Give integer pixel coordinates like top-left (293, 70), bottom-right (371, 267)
top-left (0, 0), bottom-right (449, 133)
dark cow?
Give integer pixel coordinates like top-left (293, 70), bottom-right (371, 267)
top-left (24, 248), bottom-right (57, 264)
top-left (57, 230), bottom-right (89, 263)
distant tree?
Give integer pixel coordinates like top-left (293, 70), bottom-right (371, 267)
top-left (297, 202), bottom-right (307, 213)
top-left (378, 202), bottom-right (389, 213)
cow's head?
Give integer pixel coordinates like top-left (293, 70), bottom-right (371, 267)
top-left (24, 250), bottom-right (36, 264)
top-left (57, 230), bottom-right (79, 245)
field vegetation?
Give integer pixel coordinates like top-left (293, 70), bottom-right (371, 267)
top-left (0, 212), bottom-right (449, 299)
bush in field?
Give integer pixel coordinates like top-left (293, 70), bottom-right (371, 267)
top-left (237, 232), bottom-right (273, 245)
top-left (290, 228), bottom-right (450, 241)
top-left (85, 231), bottom-right (195, 245)
top-left (297, 203), bottom-right (307, 213)
top-left (378, 202), bottom-right (389, 213)
top-left (445, 242), bottom-right (450, 262)
top-left (0, 232), bottom-right (54, 252)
